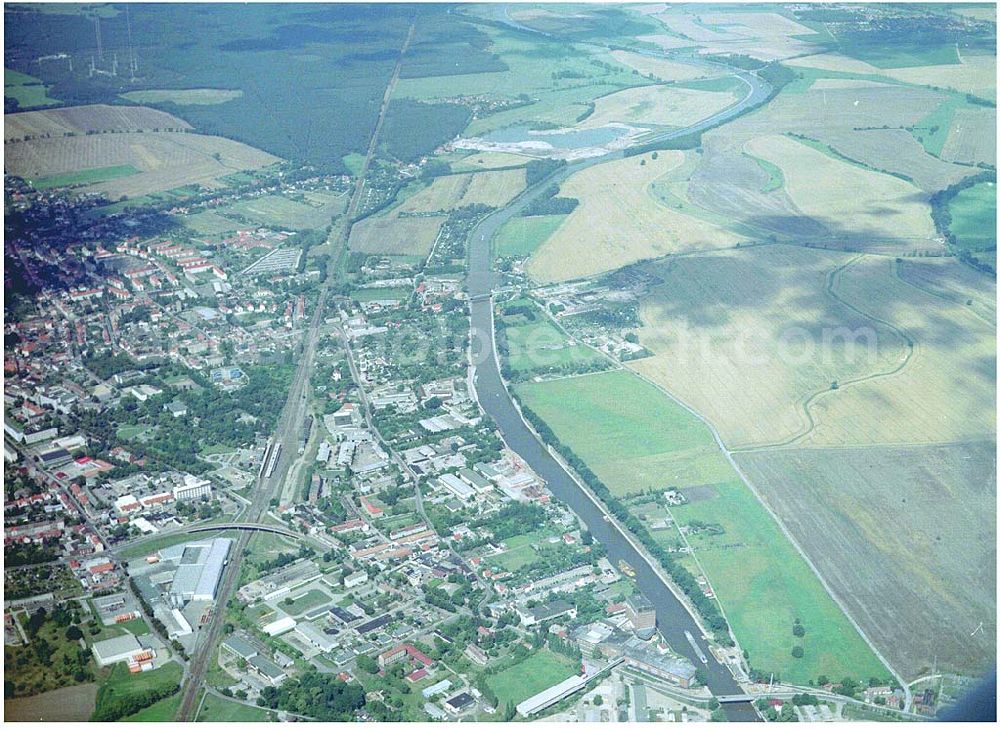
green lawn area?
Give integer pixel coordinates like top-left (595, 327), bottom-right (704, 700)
top-left (504, 317), bottom-right (605, 374)
top-left (911, 97), bottom-right (963, 157)
top-left (515, 369), bottom-right (888, 685)
top-left (282, 589), bottom-right (331, 616)
top-left (32, 165), bottom-right (140, 190)
top-left (743, 152), bottom-right (785, 193)
top-left (351, 286), bottom-right (411, 302)
top-left (120, 692), bottom-right (182, 721)
top-left (486, 649), bottom-right (578, 706)
top-left (223, 192), bottom-right (345, 230)
top-left (5, 68), bottom-right (60, 107)
top-left (197, 693), bottom-right (274, 722)
top-left (97, 662), bottom-right (183, 719)
top-left (948, 180), bottom-right (997, 251)
top-left (343, 153), bottom-right (366, 177)
top-left (495, 214), bottom-right (566, 258)
top-left (488, 528), bottom-right (557, 571)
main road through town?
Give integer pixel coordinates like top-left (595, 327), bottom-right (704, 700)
top-left (464, 67), bottom-right (772, 720)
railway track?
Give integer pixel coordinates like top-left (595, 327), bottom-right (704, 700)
top-left (174, 21), bottom-right (415, 721)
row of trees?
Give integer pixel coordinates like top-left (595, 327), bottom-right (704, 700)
top-left (517, 403), bottom-right (732, 646)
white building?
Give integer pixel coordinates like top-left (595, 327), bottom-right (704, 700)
top-left (173, 474), bottom-right (212, 501)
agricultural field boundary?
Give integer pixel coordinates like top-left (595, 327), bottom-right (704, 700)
top-left (504, 295), bottom-right (903, 695)
top-left (735, 255), bottom-right (918, 452)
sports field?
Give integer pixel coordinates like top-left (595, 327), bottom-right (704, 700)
top-left (486, 649), bottom-right (579, 706)
top-left (224, 191), bottom-right (346, 230)
top-left (196, 693), bottom-right (274, 722)
top-left (503, 317), bottom-right (605, 375)
top-left (495, 215), bottom-right (566, 258)
top-left (526, 154), bottom-right (745, 283)
top-left (737, 441), bottom-right (996, 680)
top-left (516, 369), bottom-right (888, 683)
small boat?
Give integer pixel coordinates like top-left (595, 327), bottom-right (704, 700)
top-left (618, 559), bottom-right (636, 578)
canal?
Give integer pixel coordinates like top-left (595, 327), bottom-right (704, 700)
top-left (462, 63), bottom-right (772, 721)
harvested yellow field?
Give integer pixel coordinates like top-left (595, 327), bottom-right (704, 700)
top-left (461, 168), bottom-right (526, 206)
top-left (635, 33), bottom-right (700, 51)
top-left (120, 88), bottom-right (243, 106)
top-left (808, 78), bottom-right (898, 91)
top-left (698, 11), bottom-right (818, 59)
top-left (526, 153), bottom-right (746, 283)
top-left (785, 53), bottom-right (882, 75)
top-left (5, 132), bottom-right (279, 198)
top-left (348, 214), bottom-right (446, 255)
top-left (397, 175), bottom-right (470, 213)
top-left (942, 107), bottom-right (997, 165)
top-left (629, 246), bottom-right (909, 448)
top-left (630, 249), bottom-right (995, 449)
top-left (4, 103), bottom-right (190, 141)
top-left (448, 151), bottom-right (533, 171)
top-left (800, 256), bottom-right (996, 446)
top-left (744, 134), bottom-right (937, 245)
top-left (581, 84), bottom-right (738, 129)
top-left (608, 50), bottom-right (707, 81)
top-left (396, 169), bottom-right (526, 213)
top-left (884, 55), bottom-right (996, 98)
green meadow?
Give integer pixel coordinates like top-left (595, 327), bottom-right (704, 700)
top-left (515, 369), bottom-right (888, 684)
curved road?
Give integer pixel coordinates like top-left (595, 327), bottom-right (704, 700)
top-left (463, 66), bottom-right (773, 719)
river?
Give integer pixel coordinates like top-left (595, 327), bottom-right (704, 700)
top-left (462, 43), bottom-right (772, 720)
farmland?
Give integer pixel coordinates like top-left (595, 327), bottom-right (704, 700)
top-left (494, 214), bottom-right (566, 258)
top-left (629, 248), bottom-right (995, 450)
top-left (120, 89), bottom-right (243, 106)
top-left (516, 369), bottom-right (888, 683)
top-left (4, 104), bottom-right (191, 142)
top-left (5, 68), bottom-right (60, 108)
top-left (744, 134), bottom-right (937, 248)
top-left (607, 50), bottom-right (709, 82)
top-left (220, 191), bottom-right (347, 231)
top-left (396, 169), bottom-right (526, 213)
top-left (485, 649), bottom-right (579, 706)
top-left (348, 214), bottom-right (446, 256)
top-left (736, 441), bottom-right (996, 680)
top-left (941, 107), bottom-right (997, 165)
top-left (797, 255), bottom-right (995, 447)
top-left (6, 131), bottom-right (280, 198)
top-left (526, 153), bottom-right (746, 283)
top-left (395, 21), bottom-right (650, 136)
top-left (629, 246), bottom-right (909, 449)
top-left (947, 180), bottom-right (997, 251)
top-left (4, 684), bottom-right (98, 722)
top-left (580, 83), bottom-right (740, 129)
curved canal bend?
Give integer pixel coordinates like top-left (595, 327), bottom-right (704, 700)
top-left (463, 70), bottom-right (773, 719)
